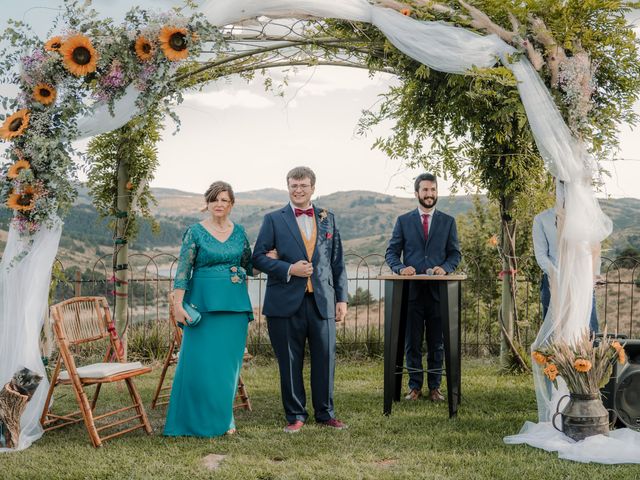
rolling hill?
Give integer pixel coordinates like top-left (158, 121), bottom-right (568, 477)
top-left (0, 187), bottom-right (637, 268)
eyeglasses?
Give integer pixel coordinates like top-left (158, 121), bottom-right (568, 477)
top-left (288, 184), bottom-right (312, 191)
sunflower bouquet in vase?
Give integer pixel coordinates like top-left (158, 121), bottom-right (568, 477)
top-left (533, 330), bottom-right (627, 441)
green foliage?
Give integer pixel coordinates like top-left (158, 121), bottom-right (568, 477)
top-left (86, 109), bottom-right (163, 241)
top-left (348, 287), bottom-right (376, 306)
top-left (0, 0), bottom-right (217, 237)
top-left (328, 1), bottom-right (640, 202)
top-left (615, 246), bottom-right (640, 269)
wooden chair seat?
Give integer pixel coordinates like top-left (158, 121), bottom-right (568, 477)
top-left (58, 362), bottom-right (147, 381)
top-left (41, 296), bottom-right (153, 448)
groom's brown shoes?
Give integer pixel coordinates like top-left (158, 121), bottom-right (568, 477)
top-left (404, 388), bottom-right (422, 401)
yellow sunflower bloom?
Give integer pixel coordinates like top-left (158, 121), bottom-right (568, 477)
top-left (543, 363), bottom-right (558, 382)
top-left (33, 83), bottom-right (57, 105)
top-left (573, 358), bottom-right (592, 373)
top-left (60, 34), bottom-right (99, 76)
top-left (44, 36), bottom-right (63, 52)
top-left (135, 36), bottom-right (155, 61)
top-left (401, 8), bottom-right (412, 16)
top-left (611, 341), bottom-right (623, 352)
top-left (532, 351), bottom-right (547, 366)
top-left (6, 187), bottom-right (36, 212)
top-left (159, 26), bottom-right (189, 61)
top-left (0, 110), bottom-right (30, 140)
top-left (7, 159), bottom-right (31, 179)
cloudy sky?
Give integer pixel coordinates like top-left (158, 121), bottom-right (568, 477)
top-left (2, 1), bottom-right (640, 199)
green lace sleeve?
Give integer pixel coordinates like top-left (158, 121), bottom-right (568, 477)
top-left (174, 226), bottom-right (197, 290)
top-left (240, 230), bottom-right (254, 276)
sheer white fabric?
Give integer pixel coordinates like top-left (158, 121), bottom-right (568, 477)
top-left (76, 85), bottom-right (140, 139)
top-left (504, 422), bottom-right (640, 464)
top-left (0, 220), bottom-right (61, 452)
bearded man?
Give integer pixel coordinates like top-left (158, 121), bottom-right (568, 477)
top-left (385, 173), bottom-right (461, 402)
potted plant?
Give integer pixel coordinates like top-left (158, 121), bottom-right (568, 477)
top-left (533, 330), bottom-right (627, 441)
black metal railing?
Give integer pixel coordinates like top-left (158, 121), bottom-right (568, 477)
top-left (49, 253), bottom-right (640, 358)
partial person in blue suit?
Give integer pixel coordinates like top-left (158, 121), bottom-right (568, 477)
top-left (533, 206), bottom-right (599, 334)
top-left (385, 173), bottom-right (461, 403)
top-left (252, 166), bottom-right (349, 433)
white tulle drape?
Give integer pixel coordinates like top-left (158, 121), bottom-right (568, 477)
top-left (2, 0), bottom-right (637, 459)
top-left (0, 220), bottom-right (61, 452)
top-left (0, 60), bottom-right (139, 456)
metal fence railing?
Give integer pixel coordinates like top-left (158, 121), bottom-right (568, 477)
top-left (49, 252), bottom-right (640, 357)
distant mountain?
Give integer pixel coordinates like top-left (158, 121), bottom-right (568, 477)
top-left (599, 198), bottom-right (640, 253)
top-left (0, 188), bottom-right (638, 268)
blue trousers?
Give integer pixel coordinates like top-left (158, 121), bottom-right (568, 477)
top-left (541, 274), bottom-right (599, 334)
top-left (405, 285), bottom-right (444, 392)
top-left (267, 295), bottom-right (337, 423)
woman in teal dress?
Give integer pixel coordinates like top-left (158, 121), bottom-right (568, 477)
top-left (165, 181), bottom-right (255, 437)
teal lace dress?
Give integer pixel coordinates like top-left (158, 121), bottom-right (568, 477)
top-left (164, 223), bottom-right (253, 437)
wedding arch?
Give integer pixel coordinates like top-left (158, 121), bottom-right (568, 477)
top-left (0, 0), bottom-right (624, 454)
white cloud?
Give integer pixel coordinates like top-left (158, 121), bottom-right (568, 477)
top-left (183, 89), bottom-right (276, 110)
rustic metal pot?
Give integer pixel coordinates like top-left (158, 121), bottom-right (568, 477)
top-left (552, 393), bottom-right (612, 441)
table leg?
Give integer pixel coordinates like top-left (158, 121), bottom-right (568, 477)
top-left (440, 280), bottom-right (461, 418)
top-left (383, 280), bottom-right (405, 415)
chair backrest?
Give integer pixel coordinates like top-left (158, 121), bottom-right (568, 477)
top-left (50, 296), bottom-right (112, 346)
top-left (167, 292), bottom-right (183, 348)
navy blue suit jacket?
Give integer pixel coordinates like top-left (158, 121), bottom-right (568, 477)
top-left (385, 209), bottom-right (461, 276)
top-left (252, 205), bottom-right (348, 319)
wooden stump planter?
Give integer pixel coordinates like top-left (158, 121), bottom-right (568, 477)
top-left (0, 382), bottom-right (29, 449)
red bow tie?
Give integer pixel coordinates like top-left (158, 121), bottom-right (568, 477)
top-left (294, 208), bottom-right (314, 217)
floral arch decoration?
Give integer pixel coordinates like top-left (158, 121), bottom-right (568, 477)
top-left (0, 0), bottom-right (614, 452)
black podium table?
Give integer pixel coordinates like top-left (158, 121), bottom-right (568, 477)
top-left (378, 274), bottom-right (466, 418)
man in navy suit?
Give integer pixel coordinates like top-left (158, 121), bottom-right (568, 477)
top-left (385, 173), bottom-right (461, 402)
top-left (253, 166), bottom-right (348, 433)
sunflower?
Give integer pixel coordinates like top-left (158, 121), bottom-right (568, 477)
top-left (135, 36), bottom-right (155, 61)
top-left (7, 159), bottom-right (31, 179)
top-left (44, 36), bottom-right (63, 52)
top-left (0, 110), bottom-right (30, 140)
top-left (532, 351), bottom-right (548, 366)
top-left (573, 358), bottom-right (592, 373)
top-left (487, 235), bottom-right (499, 247)
top-left (543, 363), bottom-right (558, 382)
top-left (159, 26), bottom-right (189, 61)
top-left (33, 83), bottom-right (57, 105)
top-left (60, 34), bottom-right (99, 76)
top-left (401, 8), bottom-right (412, 16)
top-left (611, 341), bottom-right (623, 352)
top-left (6, 186), bottom-right (36, 212)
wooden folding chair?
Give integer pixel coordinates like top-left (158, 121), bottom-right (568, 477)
top-left (41, 296), bottom-right (152, 448)
top-left (151, 293), bottom-right (182, 409)
top-left (152, 292), bottom-right (252, 412)
top-left (235, 350), bottom-right (252, 412)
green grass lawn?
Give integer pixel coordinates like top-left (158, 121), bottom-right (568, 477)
top-left (3, 357), bottom-right (639, 479)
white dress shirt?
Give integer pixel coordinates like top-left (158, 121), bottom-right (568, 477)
top-left (532, 207), bottom-right (557, 276)
top-left (291, 202), bottom-right (314, 239)
top-left (287, 202), bottom-right (314, 282)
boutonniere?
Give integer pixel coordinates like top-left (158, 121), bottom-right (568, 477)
top-left (325, 232), bottom-right (333, 239)
top-left (319, 208), bottom-right (328, 222)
